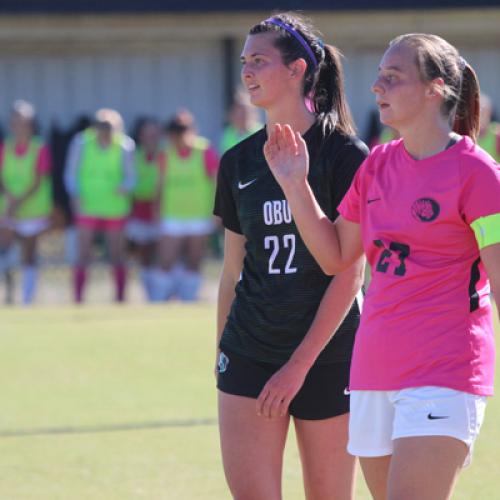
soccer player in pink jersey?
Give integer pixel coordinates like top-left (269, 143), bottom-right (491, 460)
top-left (264, 34), bottom-right (500, 500)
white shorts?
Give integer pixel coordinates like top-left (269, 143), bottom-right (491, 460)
top-left (159, 218), bottom-right (213, 237)
top-left (2, 217), bottom-right (50, 237)
top-left (348, 386), bottom-right (487, 466)
top-left (126, 218), bottom-right (159, 244)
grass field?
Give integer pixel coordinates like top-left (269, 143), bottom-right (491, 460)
top-left (1, 304), bottom-right (498, 499)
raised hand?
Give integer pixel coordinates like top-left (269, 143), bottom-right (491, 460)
top-left (263, 123), bottom-right (309, 191)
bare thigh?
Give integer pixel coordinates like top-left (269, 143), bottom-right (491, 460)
top-left (388, 436), bottom-right (468, 500)
top-left (19, 234), bottom-right (38, 265)
top-left (136, 241), bottom-right (156, 267)
top-left (218, 391), bottom-right (289, 500)
top-left (157, 235), bottom-right (183, 271)
top-left (104, 230), bottom-right (126, 265)
top-left (359, 456), bottom-right (391, 500)
top-left (76, 226), bottom-right (95, 266)
top-left (184, 234), bottom-right (208, 271)
top-left (0, 226), bottom-right (15, 251)
top-left (294, 413), bottom-right (356, 500)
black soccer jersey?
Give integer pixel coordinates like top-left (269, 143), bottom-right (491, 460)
top-left (214, 119), bottom-right (368, 365)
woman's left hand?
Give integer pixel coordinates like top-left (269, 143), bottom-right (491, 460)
top-left (256, 359), bottom-right (310, 419)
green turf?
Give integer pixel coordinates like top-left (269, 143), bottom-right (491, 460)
top-left (0, 304), bottom-right (498, 499)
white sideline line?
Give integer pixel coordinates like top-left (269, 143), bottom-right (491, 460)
top-left (0, 418), bottom-right (218, 438)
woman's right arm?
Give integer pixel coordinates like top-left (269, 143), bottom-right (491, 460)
top-left (264, 124), bottom-right (364, 275)
top-left (216, 228), bottom-right (246, 373)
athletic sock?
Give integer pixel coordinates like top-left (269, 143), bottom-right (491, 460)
top-left (178, 270), bottom-right (202, 302)
top-left (113, 265), bottom-right (127, 302)
top-left (0, 250), bottom-right (7, 274)
top-left (4, 269), bottom-right (14, 304)
top-left (74, 266), bottom-right (87, 303)
top-left (149, 268), bottom-right (176, 302)
top-left (0, 248), bottom-right (15, 304)
top-left (171, 263), bottom-right (185, 298)
top-left (22, 265), bottom-right (38, 305)
top-left (139, 267), bottom-right (154, 302)
top-left (65, 226), bottom-right (78, 265)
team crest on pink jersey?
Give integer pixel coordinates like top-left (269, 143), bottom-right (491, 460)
top-left (411, 197), bottom-right (440, 222)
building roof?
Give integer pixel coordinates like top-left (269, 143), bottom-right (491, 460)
top-left (2, 1), bottom-right (500, 13)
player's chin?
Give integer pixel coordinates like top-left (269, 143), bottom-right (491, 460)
top-left (248, 93), bottom-right (270, 110)
top-left (379, 110), bottom-right (395, 128)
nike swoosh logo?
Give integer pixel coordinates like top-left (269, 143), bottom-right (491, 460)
top-left (343, 387), bottom-right (351, 396)
top-left (367, 198), bottom-right (381, 204)
top-left (427, 413), bottom-right (449, 420)
top-left (238, 178), bottom-right (258, 189)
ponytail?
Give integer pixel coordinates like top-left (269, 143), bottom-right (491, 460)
top-left (250, 12), bottom-right (356, 137)
top-left (312, 45), bottom-right (356, 137)
top-left (453, 63), bottom-right (480, 142)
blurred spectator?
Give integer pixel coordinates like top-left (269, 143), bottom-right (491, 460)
top-left (126, 118), bottom-right (164, 301)
top-left (211, 91), bottom-right (262, 258)
top-left (478, 93), bottom-right (500, 161)
top-left (376, 126), bottom-right (399, 145)
top-left (151, 110), bottom-right (218, 301)
top-left (364, 108), bottom-right (399, 149)
top-left (51, 115), bottom-right (92, 265)
top-left (219, 89), bottom-right (262, 154)
top-left (64, 108), bottom-right (135, 303)
top-left (0, 100), bottom-right (53, 304)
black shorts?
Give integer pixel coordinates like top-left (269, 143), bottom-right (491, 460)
top-left (216, 349), bottom-right (350, 420)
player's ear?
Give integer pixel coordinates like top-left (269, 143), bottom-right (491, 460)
top-left (426, 77), bottom-right (445, 99)
top-left (288, 58), bottom-right (307, 79)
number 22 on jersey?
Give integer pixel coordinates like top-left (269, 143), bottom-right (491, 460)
top-left (264, 234), bottom-right (297, 275)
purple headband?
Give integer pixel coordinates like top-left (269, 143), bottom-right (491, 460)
top-left (264, 17), bottom-right (319, 68)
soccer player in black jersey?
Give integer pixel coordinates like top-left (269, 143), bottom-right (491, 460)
top-left (214, 13), bottom-right (368, 500)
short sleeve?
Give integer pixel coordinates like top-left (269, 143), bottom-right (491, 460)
top-left (204, 147), bottom-right (220, 178)
top-left (460, 152), bottom-right (500, 249)
top-left (459, 154), bottom-right (500, 225)
top-left (337, 159), bottom-right (366, 224)
top-left (213, 152), bottom-right (242, 234)
top-left (36, 145), bottom-right (52, 175)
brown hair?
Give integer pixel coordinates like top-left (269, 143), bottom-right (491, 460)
top-left (389, 33), bottom-right (480, 141)
top-left (249, 12), bottom-right (356, 136)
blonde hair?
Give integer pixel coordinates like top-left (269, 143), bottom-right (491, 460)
top-left (389, 33), bottom-right (480, 141)
top-left (94, 108), bottom-right (124, 134)
top-left (11, 99), bottom-right (36, 122)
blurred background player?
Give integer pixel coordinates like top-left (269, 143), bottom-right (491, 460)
top-left (151, 110), bottom-right (219, 302)
top-left (126, 118), bottom-right (164, 301)
top-left (478, 93), bottom-right (500, 162)
top-left (0, 100), bottom-right (53, 304)
top-left (211, 90), bottom-right (263, 258)
top-left (64, 108), bottom-right (135, 303)
top-left (219, 88), bottom-right (262, 154)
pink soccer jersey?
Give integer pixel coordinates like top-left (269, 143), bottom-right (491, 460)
top-left (338, 137), bottom-right (500, 396)
top-left (0, 142), bottom-right (52, 174)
